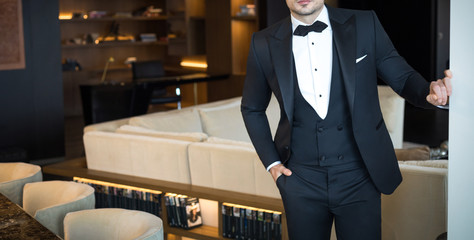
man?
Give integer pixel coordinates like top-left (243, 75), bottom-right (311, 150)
top-left (240, 0), bottom-right (452, 239)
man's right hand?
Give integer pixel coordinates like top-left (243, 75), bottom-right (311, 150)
top-left (269, 164), bottom-right (292, 182)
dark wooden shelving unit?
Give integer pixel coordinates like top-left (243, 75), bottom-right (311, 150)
top-left (60, 16), bottom-right (168, 22)
top-left (43, 158), bottom-right (288, 240)
top-left (61, 41), bottom-right (168, 49)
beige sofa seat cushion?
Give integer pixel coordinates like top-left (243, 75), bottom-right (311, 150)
top-left (84, 131), bottom-right (192, 184)
top-left (64, 208), bottom-right (163, 240)
top-left (382, 161), bottom-right (447, 240)
top-left (23, 181), bottom-right (95, 238)
top-left (188, 142), bottom-right (280, 199)
top-left (129, 108), bottom-right (203, 133)
top-left (0, 162), bottom-right (42, 206)
top-left (116, 125), bottom-right (207, 142)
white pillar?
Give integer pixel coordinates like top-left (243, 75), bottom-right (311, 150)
top-left (448, 0), bottom-right (474, 239)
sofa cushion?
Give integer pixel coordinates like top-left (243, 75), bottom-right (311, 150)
top-left (116, 125), bottom-right (207, 142)
top-left (84, 131), bottom-right (192, 184)
top-left (187, 142), bottom-right (280, 199)
top-left (198, 100), bottom-right (251, 142)
top-left (206, 137), bottom-right (254, 149)
top-left (129, 108), bottom-right (203, 133)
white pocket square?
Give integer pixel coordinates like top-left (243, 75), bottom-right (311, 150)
top-left (356, 54), bottom-right (368, 63)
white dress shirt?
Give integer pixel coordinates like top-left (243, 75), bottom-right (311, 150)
top-left (267, 6), bottom-right (333, 171)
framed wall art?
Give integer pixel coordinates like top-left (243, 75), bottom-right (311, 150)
top-left (0, 0), bottom-right (25, 71)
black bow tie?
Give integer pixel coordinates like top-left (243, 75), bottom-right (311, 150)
top-left (293, 21), bottom-right (328, 36)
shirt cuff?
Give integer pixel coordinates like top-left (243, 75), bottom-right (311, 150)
top-left (436, 104), bottom-right (449, 110)
top-left (266, 161), bottom-right (282, 171)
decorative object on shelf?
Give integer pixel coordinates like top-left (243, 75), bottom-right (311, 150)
top-left (133, 5), bottom-right (163, 17)
top-left (100, 57), bottom-right (114, 83)
top-left (88, 10), bottom-right (107, 19)
top-left (236, 4), bottom-right (256, 17)
top-left (62, 58), bottom-right (82, 71)
top-left (140, 33), bottom-right (157, 42)
top-left (124, 57), bottom-right (137, 68)
top-left (72, 12), bottom-right (87, 19)
top-left (430, 140), bottom-right (449, 160)
top-left (113, 12), bottom-right (133, 18)
top-left (98, 21), bottom-right (135, 43)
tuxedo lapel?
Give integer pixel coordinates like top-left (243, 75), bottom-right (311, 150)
top-left (268, 17), bottom-right (295, 122)
top-left (328, 7), bottom-right (357, 115)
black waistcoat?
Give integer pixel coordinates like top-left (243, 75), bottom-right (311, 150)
top-left (290, 46), bottom-right (362, 167)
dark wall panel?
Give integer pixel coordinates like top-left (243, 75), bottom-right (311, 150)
top-left (0, 0), bottom-right (64, 161)
top-left (339, 0), bottom-right (450, 147)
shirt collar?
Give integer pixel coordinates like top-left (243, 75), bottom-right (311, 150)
top-left (291, 5), bottom-right (331, 33)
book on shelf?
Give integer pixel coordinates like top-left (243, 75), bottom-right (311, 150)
top-left (140, 33), bottom-right (157, 42)
top-left (165, 193), bottom-right (203, 229)
top-left (222, 203), bottom-right (282, 240)
top-left (73, 177), bottom-right (162, 217)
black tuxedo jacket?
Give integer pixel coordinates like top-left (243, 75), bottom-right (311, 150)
top-left (241, 6), bottom-right (433, 194)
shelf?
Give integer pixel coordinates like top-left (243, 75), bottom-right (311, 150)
top-left (165, 225), bottom-right (220, 240)
top-left (43, 158), bottom-right (284, 212)
top-left (231, 15), bottom-right (257, 21)
top-left (59, 16), bottom-right (168, 22)
top-left (61, 41), bottom-right (168, 49)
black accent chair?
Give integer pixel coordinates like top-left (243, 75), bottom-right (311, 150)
top-left (131, 60), bottom-right (182, 109)
top-left (80, 83), bottom-right (150, 125)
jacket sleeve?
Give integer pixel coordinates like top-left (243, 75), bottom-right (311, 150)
top-left (371, 11), bottom-right (433, 109)
top-left (241, 33), bottom-right (281, 169)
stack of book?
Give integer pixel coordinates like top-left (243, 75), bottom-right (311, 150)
top-left (222, 203), bottom-right (282, 240)
top-left (164, 193), bottom-right (203, 229)
top-left (74, 177), bottom-right (162, 218)
top-left (139, 33), bottom-right (157, 42)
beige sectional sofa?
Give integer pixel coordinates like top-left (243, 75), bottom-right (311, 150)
top-left (83, 86), bottom-right (447, 239)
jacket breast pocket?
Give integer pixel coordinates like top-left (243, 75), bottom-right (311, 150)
top-left (356, 53), bottom-right (369, 72)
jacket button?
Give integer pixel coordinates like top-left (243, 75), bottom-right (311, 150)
top-left (320, 156), bottom-right (326, 161)
top-left (338, 155), bottom-right (344, 160)
top-left (318, 127), bottom-right (324, 133)
top-left (337, 125), bottom-right (343, 131)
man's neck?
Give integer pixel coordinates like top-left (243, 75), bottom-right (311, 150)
top-left (291, 7), bottom-right (324, 24)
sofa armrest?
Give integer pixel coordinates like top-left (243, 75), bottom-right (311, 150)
top-left (84, 131), bottom-right (192, 184)
top-left (83, 118), bottom-right (130, 133)
top-left (378, 85), bottom-right (405, 149)
top-left (381, 162), bottom-right (447, 240)
top-left (187, 142), bottom-right (280, 199)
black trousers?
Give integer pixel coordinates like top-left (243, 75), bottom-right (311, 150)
top-left (276, 161), bottom-right (381, 240)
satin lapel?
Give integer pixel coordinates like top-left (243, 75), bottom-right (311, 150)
top-left (329, 7), bottom-right (356, 115)
top-left (268, 18), bottom-right (294, 122)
